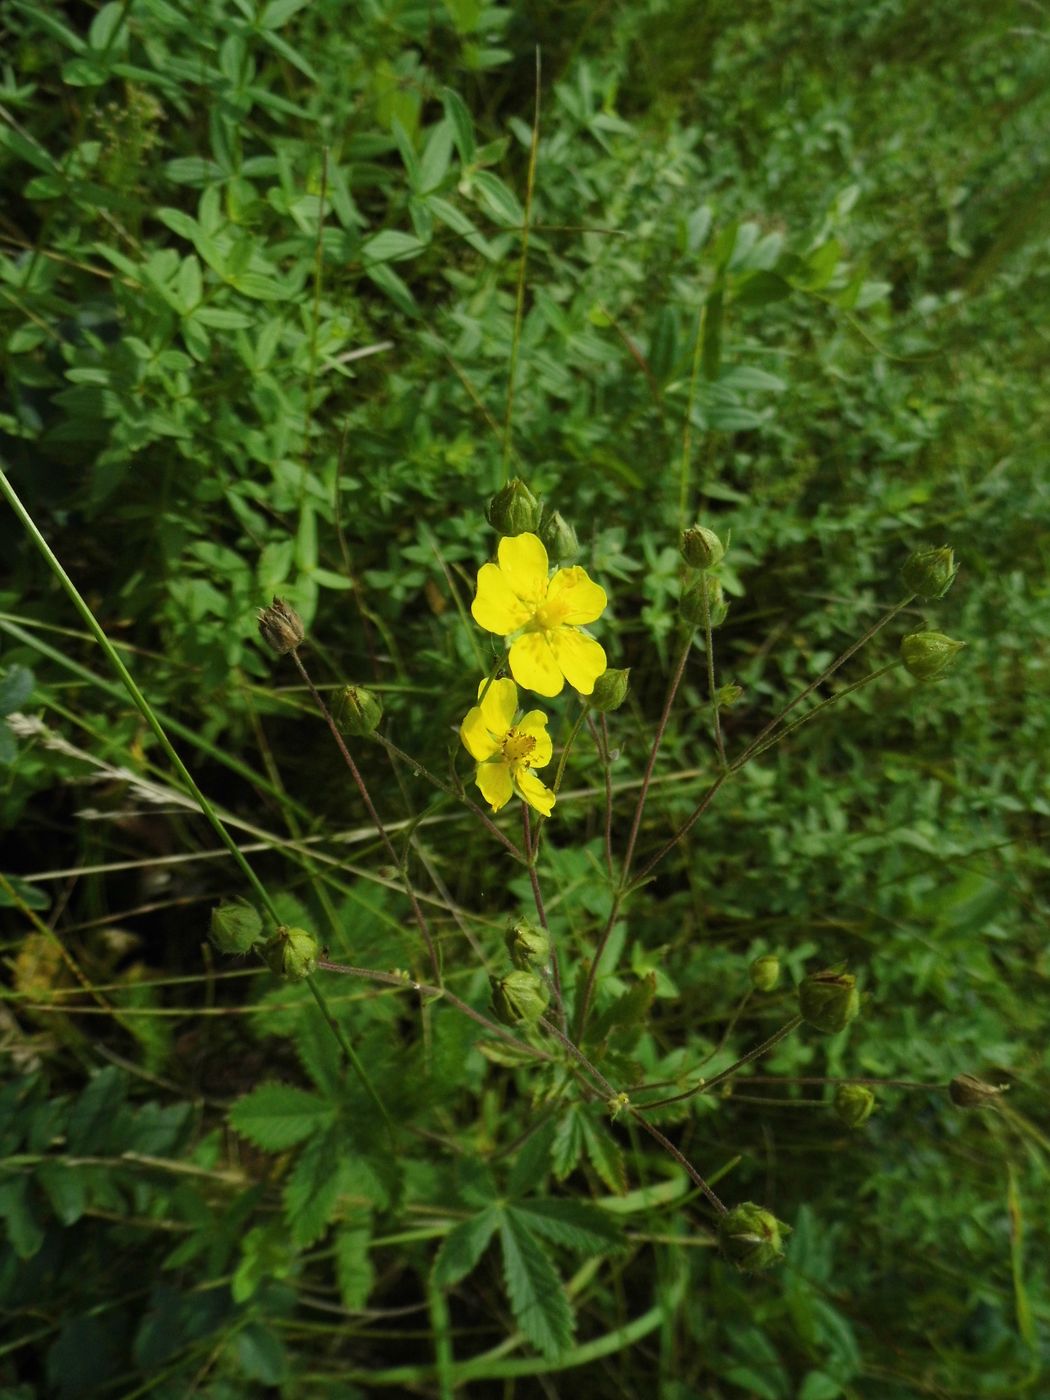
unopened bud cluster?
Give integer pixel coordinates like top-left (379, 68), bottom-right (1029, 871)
top-left (210, 903), bottom-right (320, 983)
top-left (679, 521), bottom-right (730, 628)
top-left (485, 479), bottom-right (581, 562)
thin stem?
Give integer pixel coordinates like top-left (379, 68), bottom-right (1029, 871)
top-left (638, 1016), bottom-right (804, 1110)
top-left (699, 579), bottom-right (727, 768)
top-left (622, 629), bottom-right (694, 882)
top-left (523, 805), bottom-right (564, 1028)
top-left (317, 959), bottom-right (556, 1063)
top-left (0, 468), bottom-right (280, 924)
top-left (291, 652), bottom-right (440, 983)
top-left (691, 988), bottom-right (752, 1073)
top-left (588, 713), bottom-right (615, 881)
top-left (530, 698), bottom-right (590, 867)
top-left (305, 978), bottom-right (396, 1146)
top-left (374, 734), bottom-right (526, 865)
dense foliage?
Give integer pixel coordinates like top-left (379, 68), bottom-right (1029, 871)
top-left (1, 1), bottom-right (1048, 1396)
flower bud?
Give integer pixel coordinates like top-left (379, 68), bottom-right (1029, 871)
top-left (798, 969), bottom-right (860, 1034)
top-left (210, 900), bottom-right (264, 955)
top-left (505, 920), bottom-right (551, 971)
top-left (681, 575), bottom-right (729, 627)
top-left (900, 631), bottom-right (965, 682)
top-left (590, 667), bottom-right (630, 713)
top-left (538, 507), bottom-right (579, 564)
top-left (749, 953), bottom-right (780, 993)
top-left (833, 1082), bottom-right (876, 1129)
top-left (258, 597), bottom-right (304, 655)
top-left (680, 524), bottom-right (726, 570)
top-left (486, 478), bottom-right (541, 536)
top-left (718, 1202), bottom-right (791, 1272)
top-left (262, 925), bottom-right (319, 981)
top-left (948, 1073), bottom-right (1008, 1109)
top-left (715, 683), bottom-right (744, 710)
top-left (334, 685), bottom-right (383, 737)
top-left (901, 546), bottom-right (957, 600)
top-left (490, 970), bottom-right (550, 1027)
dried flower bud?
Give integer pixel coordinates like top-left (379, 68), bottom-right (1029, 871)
top-left (949, 1073), bottom-right (1008, 1109)
top-left (210, 900), bottom-right (264, 955)
top-left (590, 667), bottom-right (630, 713)
top-left (538, 507), bottom-right (579, 564)
top-left (486, 478), bottom-right (541, 536)
top-left (490, 970), bottom-right (550, 1027)
top-left (334, 685), bottom-right (383, 737)
top-left (680, 524), bottom-right (726, 570)
top-left (749, 953), bottom-right (780, 993)
top-left (719, 1201), bottom-right (791, 1272)
top-left (901, 546), bottom-right (957, 600)
top-left (258, 597), bottom-right (304, 655)
top-left (263, 925), bottom-right (319, 981)
top-left (900, 631), bottom-right (966, 682)
top-left (833, 1082), bottom-right (876, 1129)
top-left (505, 920), bottom-right (551, 971)
top-left (681, 575), bottom-right (729, 627)
top-left (798, 969), bottom-right (860, 1034)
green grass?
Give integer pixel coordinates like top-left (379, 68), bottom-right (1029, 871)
top-left (1, 1), bottom-right (1048, 1396)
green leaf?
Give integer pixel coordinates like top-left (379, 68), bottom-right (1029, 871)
top-left (734, 270), bottom-right (792, 307)
top-left (587, 973), bottom-right (656, 1045)
top-left (433, 1206), bottom-right (499, 1286)
top-left (36, 1162), bottom-right (87, 1225)
top-left (336, 1218), bottom-right (375, 1308)
top-left (282, 1129), bottom-right (344, 1248)
top-left (235, 1323), bottom-right (288, 1385)
top-left (0, 1176), bottom-right (45, 1258)
top-left (800, 1373), bottom-right (843, 1400)
top-left (228, 1082), bottom-right (334, 1150)
top-left (498, 1209), bottom-right (574, 1358)
top-left (511, 1199), bottom-right (624, 1254)
top-left (551, 1106), bottom-right (584, 1181)
top-left (580, 1114), bottom-right (627, 1194)
top-left (1008, 1163), bottom-right (1035, 1346)
top-left (0, 664), bottom-right (34, 715)
top-left (471, 171), bottom-right (524, 227)
top-left (701, 286), bottom-right (724, 381)
top-left (507, 1120), bottom-right (553, 1199)
top-left (362, 230), bottom-right (427, 265)
top-left (365, 263), bottom-right (418, 316)
top-left (441, 87), bottom-right (476, 165)
top-left (67, 1069), bottom-right (126, 1153)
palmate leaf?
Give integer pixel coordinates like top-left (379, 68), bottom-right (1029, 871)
top-left (498, 1209), bottom-right (574, 1358)
top-left (335, 1215), bottom-right (375, 1310)
top-left (580, 1112), bottom-right (628, 1195)
top-left (282, 1129), bottom-right (345, 1248)
top-left (433, 1205), bottom-right (499, 1287)
top-left (228, 1082), bottom-right (334, 1150)
top-left (510, 1199), bottom-right (624, 1255)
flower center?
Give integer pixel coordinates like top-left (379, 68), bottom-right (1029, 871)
top-left (532, 597), bottom-right (570, 630)
top-left (502, 729), bottom-right (536, 765)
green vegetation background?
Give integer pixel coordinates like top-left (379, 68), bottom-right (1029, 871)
top-left (1, 0), bottom-right (1048, 1396)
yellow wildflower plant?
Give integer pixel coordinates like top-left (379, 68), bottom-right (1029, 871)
top-left (471, 532), bottom-right (608, 698)
top-left (459, 677), bottom-right (556, 816)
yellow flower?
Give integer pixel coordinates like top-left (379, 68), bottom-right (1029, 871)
top-left (470, 532), bottom-right (608, 697)
top-left (459, 678), bottom-right (556, 816)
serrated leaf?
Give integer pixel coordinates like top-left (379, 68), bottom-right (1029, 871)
top-left (498, 1210), bottom-right (574, 1358)
top-left (336, 1218), bottom-right (375, 1309)
top-left (580, 1113), bottom-right (627, 1194)
top-left (551, 1106), bottom-right (584, 1181)
top-left (587, 974), bottom-right (656, 1047)
top-left (433, 1206), bottom-right (499, 1286)
top-left (228, 1083), bottom-right (333, 1150)
top-left (507, 1119), bottom-right (553, 1199)
top-left (235, 1323), bottom-right (288, 1385)
top-left (511, 1199), bottom-right (624, 1254)
top-left (283, 1130), bottom-right (343, 1248)
top-left (474, 1036), bottom-right (537, 1067)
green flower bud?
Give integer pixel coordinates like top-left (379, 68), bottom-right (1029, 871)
top-left (681, 575), bottom-right (729, 627)
top-left (833, 1082), bottom-right (876, 1129)
top-left (210, 900), bottom-right (264, 955)
top-left (590, 667), bottom-right (630, 713)
top-left (900, 631), bottom-right (966, 682)
top-left (680, 524), bottom-right (726, 570)
top-left (334, 685), bottom-right (383, 737)
top-left (258, 597), bottom-right (304, 655)
top-left (749, 954), bottom-right (780, 993)
top-left (486, 478), bottom-right (541, 536)
top-left (505, 920), bottom-right (551, 971)
top-left (263, 925), bottom-right (319, 981)
top-left (719, 1201), bottom-right (791, 1272)
top-left (798, 969), bottom-right (860, 1034)
top-left (490, 970), bottom-right (550, 1027)
top-left (901, 546), bottom-right (958, 600)
top-left (715, 683), bottom-right (744, 710)
top-left (949, 1073), bottom-right (1008, 1109)
top-left (538, 507), bottom-right (579, 564)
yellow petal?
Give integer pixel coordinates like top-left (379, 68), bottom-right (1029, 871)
top-left (516, 710), bottom-right (553, 769)
top-left (545, 566), bottom-right (607, 625)
top-left (497, 533), bottom-right (549, 607)
top-left (515, 768), bottom-right (556, 817)
top-left (472, 562), bottom-right (531, 635)
top-left (509, 632), bottom-right (564, 697)
top-left (478, 676), bottom-right (517, 734)
top-left (476, 760), bottom-right (514, 812)
top-left (460, 705), bottom-right (500, 761)
top-left (549, 628), bottom-right (607, 695)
